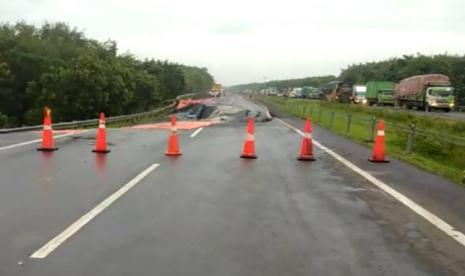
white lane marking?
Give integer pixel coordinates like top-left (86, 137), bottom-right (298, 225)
top-left (0, 132), bottom-right (85, 151)
top-left (30, 163), bottom-right (160, 259)
top-left (275, 117), bottom-right (465, 247)
top-left (228, 99), bottom-right (234, 105)
top-left (190, 127), bottom-right (204, 138)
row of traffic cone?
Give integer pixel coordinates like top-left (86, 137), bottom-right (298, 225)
top-left (37, 108), bottom-right (110, 153)
top-left (38, 108), bottom-right (182, 156)
top-left (238, 117), bottom-right (389, 163)
top-left (38, 107), bottom-right (389, 163)
top-left (239, 117), bottom-right (316, 161)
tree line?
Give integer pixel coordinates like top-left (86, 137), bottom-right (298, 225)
top-left (0, 22), bottom-right (214, 127)
top-left (229, 54), bottom-right (465, 104)
top-left (228, 75), bottom-right (337, 92)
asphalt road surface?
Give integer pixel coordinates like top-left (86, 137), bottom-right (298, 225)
top-left (1, 94), bottom-right (464, 276)
top-left (369, 104), bottom-right (465, 121)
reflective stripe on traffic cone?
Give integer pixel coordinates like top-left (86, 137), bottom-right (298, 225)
top-left (165, 115), bottom-right (182, 156)
top-left (240, 117), bottom-right (257, 159)
top-left (297, 117), bottom-right (316, 161)
top-left (369, 119), bottom-right (389, 163)
top-left (92, 112), bottom-right (111, 153)
top-left (37, 107), bottom-right (58, 151)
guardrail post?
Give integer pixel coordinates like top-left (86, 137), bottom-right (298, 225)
top-left (329, 111), bottom-right (335, 128)
top-left (345, 113), bottom-right (352, 135)
top-left (369, 115), bottom-right (377, 141)
top-left (406, 124), bottom-right (416, 154)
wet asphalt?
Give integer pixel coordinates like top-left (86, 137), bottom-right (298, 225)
top-left (0, 94), bottom-right (463, 275)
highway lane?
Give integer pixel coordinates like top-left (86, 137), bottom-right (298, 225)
top-left (1, 95), bottom-right (464, 275)
top-left (18, 119), bottom-right (438, 276)
top-left (0, 127), bottom-right (195, 275)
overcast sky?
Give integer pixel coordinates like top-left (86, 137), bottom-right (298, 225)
top-left (1, 0), bottom-right (464, 85)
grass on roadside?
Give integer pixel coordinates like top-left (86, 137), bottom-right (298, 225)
top-left (259, 96), bottom-right (465, 186)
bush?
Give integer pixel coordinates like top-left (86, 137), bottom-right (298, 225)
top-left (0, 112), bottom-right (8, 127)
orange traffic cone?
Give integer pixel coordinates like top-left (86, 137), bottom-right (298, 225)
top-left (93, 112), bottom-right (111, 153)
top-left (297, 118), bottom-right (316, 161)
top-left (369, 120), bottom-right (389, 163)
top-left (165, 115), bottom-right (182, 156)
top-left (240, 117), bottom-right (257, 159)
top-left (37, 107), bottom-right (57, 151)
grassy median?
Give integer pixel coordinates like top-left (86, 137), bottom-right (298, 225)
top-left (258, 96), bottom-right (465, 186)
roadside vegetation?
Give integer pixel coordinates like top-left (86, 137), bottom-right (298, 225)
top-left (0, 22), bottom-right (214, 128)
top-left (259, 96), bottom-right (465, 185)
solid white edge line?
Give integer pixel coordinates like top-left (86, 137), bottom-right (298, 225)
top-left (30, 163), bottom-right (160, 259)
top-left (190, 127), bottom-right (204, 138)
top-left (0, 131), bottom-right (88, 151)
top-left (275, 117), bottom-right (465, 247)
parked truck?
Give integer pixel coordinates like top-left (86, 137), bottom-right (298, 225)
top-left (366, 81), bottom-right (395, 106)
top-left (395, 74), bottom-right (455, 112)
top-left (319, 81), bottom-right (353, 103)
top-left (302, 86), bottom-right (319, 99)
top-left (352, 85), bottom-right (367, 104)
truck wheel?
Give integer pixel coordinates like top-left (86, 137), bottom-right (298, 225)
top-left (445, 108), bottom-right (451, 113)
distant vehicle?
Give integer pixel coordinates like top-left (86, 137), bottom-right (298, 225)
top-left (288, 88), bottom-right (299, 98)
top-left (292, 87), bottom-right (303, 98)
top-left (268, 87), bottom-right (278, 95)
top-left (209, 83), bottom-right (223, 97)
top-left (366, 81), bottom-right (395, 106)
top-left (302, 86), bottom-right (319, 99)
top-left (319, 81), bottom-right (353, 103)
top-left (395, 74), bottom-right (454, 112)
top-left (352, 85), bottom-right (367, 104)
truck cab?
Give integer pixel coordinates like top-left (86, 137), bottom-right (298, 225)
top-left (377, 89), bottom-right (395, 106)
top-left (425, 87), bottom-right (455, 111)
top-left (352, 85), bottom-right (367, 104)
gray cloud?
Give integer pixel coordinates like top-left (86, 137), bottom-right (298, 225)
top-left (1, 0), bottom-right (464, 85)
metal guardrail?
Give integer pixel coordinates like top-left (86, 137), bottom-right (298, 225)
top-left (0, 93), bottom-right (195, 134)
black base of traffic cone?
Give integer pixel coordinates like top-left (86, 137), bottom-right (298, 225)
top-left (240, 154), bottom-right (257, 159)
top-left (93, 149), bottom-right (111, 154)
top-left (166, 152), bottom-right (182, 156)
top-left (297, 156), bottom-right (316, 161)
top-left (368, 158), bottom-right (390, 163)
top-left (37, 147), bottom-right (58, 151)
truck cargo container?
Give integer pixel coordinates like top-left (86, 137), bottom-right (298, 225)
top-left (366, 81), bottom-right (395, 106)
top-left (319, 81), bottom-right (353, 103)
top-left (395, 74), bottom-right (454, 112)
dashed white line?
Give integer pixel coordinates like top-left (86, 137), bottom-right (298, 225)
top-left (0, 132), bottom-right (86, 151)
top-left (275, 117), bottom-right (465, 247)
top-left (228, 99), bottom-right (234, 105)
top-left (190, 127), bottom-right (204, 138)
top-left (30, 163), bottom-right (160, 259)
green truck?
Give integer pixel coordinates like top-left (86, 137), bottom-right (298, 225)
top-left (302, 86), bottom-right (319, 99)
top-left (366, 81), bottom-right (395, 106)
